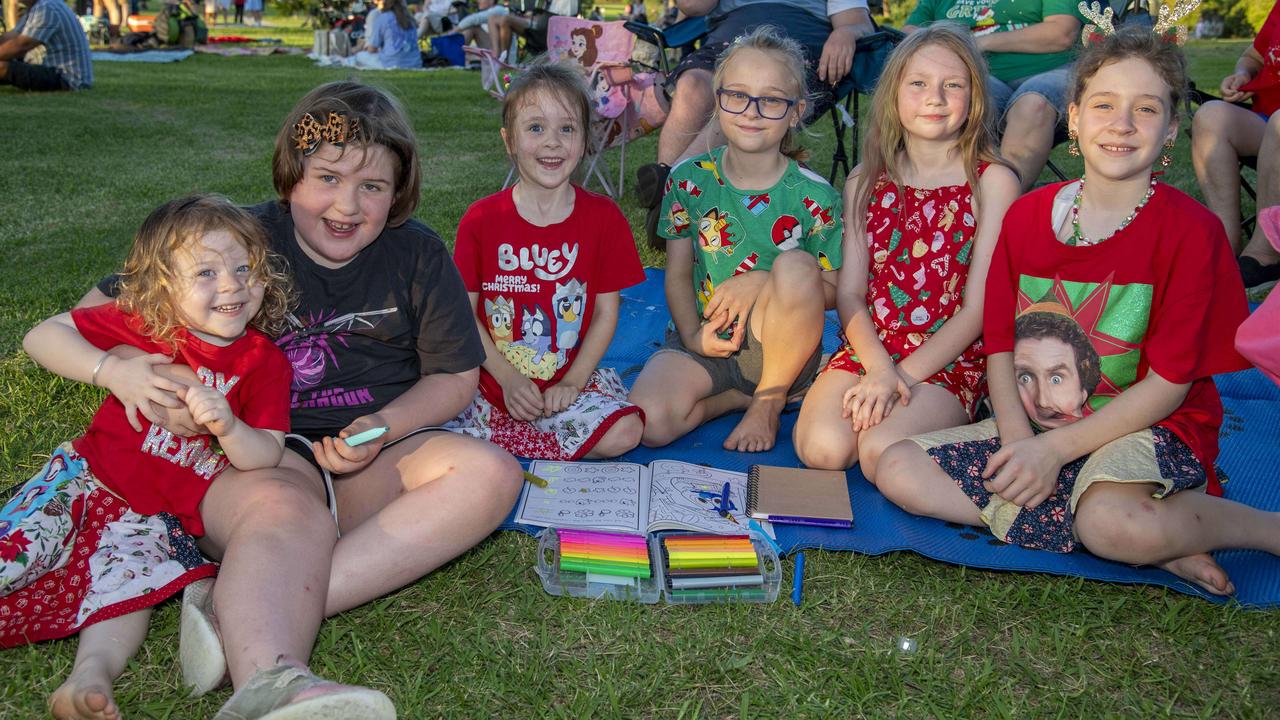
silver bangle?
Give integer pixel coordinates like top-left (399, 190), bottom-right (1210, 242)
top-left (91, 353), bottom-right (109, 387)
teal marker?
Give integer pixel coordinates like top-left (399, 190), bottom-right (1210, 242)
top-left (343, 426), bottom-right (389, 447)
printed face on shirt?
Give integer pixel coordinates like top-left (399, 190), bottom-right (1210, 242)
top-left (1067, 57), bottom-right (1178, 184)
top-left (1013, 336), bottom-right (1090, 429)
top-left (171, 229), bottom-right (265, 346)
top-left (896, 42), bottom-right (971, 145)
top-left (288, 142), bottom-right (397, 269)
top-left (715, 47), bottom-right (805, 157)
top-left (501, 89), bottom-right (586, 193)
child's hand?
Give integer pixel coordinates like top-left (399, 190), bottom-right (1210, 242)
top-left (702, 272), bottom-right (766, 329)
top-left (1220, 70), bottom-right (1254, 102)
top-left (179, 384), bottom-right (237, 437)
top-left (98, 354), bottom-right (186, 432)
top-left (843, 367), bottom-right (911, 432)
top-left (500, 373), bottom-right (545, 422)
top-left (689, 316), bottom-right (743, 359)
top-left (313, 414), bottom-right (388, 476)
top-left (542, 381), bottom-right (582, 416)
top-left (981, 434), bottom-right (1062, 509)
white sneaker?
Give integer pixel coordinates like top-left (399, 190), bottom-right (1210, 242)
top-left (180, 577), bottom-right (229, 696)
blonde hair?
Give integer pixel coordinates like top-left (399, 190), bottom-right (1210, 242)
top-left (273, 81), bottom-right (422, 227)
top-left (712, 25), bottom-right (811, 162)
top-left (850, 24), bottom-right (1006, 231)
top-left (117, 194), bottom-right (295, 350)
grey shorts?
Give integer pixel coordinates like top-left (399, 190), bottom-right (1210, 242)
top-left (657, 320), bottom-right (822, 398)
top-left (990, 64), bottom-right (1074, 125)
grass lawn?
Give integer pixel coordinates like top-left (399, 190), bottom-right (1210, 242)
top-left (1, 23), bottom-right (1276, 718)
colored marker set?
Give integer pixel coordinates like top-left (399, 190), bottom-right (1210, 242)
top-left (534, 528), bottom-right (780, 604)
top-left (656, 533), bottom-right (780, 604)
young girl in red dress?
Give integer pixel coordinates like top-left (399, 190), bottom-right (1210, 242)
top-left (5, 195), bottom-right (294, 720)
top-left (448, 63), bottom-right (646, 460)
top-left (793, 24), bottom-right (1019, 477)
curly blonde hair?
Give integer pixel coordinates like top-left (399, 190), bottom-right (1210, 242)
top-left (116, 195), bottom-right (295, 350)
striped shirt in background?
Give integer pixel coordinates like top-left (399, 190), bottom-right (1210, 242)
top-left (15, 0), bottom-right (93, 89)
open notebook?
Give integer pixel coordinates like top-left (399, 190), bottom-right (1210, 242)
top-left (514, 459), bottom-right (748, 535)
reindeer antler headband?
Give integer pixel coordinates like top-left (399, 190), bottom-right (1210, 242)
top-left (1078, 0), bottom-right (1200, 46)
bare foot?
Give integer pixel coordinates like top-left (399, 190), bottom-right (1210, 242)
top-left (1161, 553), bottom-right (1236, 596)
top-left (48, 664), bottom-right (120, 720)
top-left (724, 396), bottom-right (783, 453)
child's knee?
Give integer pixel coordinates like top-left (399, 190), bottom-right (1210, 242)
top-left (769, 250), bottom-right (820, 287)
top-left (794, 424), bottom-right (856, 471)
top-left (593, 414), bottom-right (644, 458)
top-left (1073, 486), bottom-right (1169, 562)
top-left (874, 440), bottom-right (930, 501)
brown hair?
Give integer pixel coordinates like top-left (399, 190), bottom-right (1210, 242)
top-left (383, 0), bottom-right (414, 30)
top-left (1069, 25), bottom-right (1188, 115)
top-left (712, 25), bottom-right (811, 162)
top-left (1015, 311), bottom-right (1102, 396)
top-left (117, 194), bottom-right (295, 350)
top-left (273, 80), bottom-right (422, 227)
top-left (569, 24), bottom-right (602, 67)
top-left (851, 24), bottom-right (1006, 234)
top-left (500, 61), bottom-right (595, 169)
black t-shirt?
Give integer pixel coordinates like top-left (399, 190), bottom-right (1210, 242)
top-left (101, 201), bottom-right (484, 439)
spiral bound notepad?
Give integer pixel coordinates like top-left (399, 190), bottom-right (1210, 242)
top-left (746, 465), bottom-right (853, 529)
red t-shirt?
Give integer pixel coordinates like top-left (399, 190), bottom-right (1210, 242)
top-left (453, 185), bottom-right (646, 406)
top-left (70, 303), bottom-right (292, 536)
top-left (984, 182), bottom-right (1251, 495)
top-left (1245, 2), bottom-right (1280, 117)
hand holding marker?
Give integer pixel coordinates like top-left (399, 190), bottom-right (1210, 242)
top-left (343, 426), bottom-right (389, 447)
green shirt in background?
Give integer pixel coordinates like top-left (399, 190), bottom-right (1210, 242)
top-left (905, 0), bottom-right (1086, 83)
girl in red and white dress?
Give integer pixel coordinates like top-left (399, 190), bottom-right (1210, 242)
top-left (794, 24), bottom-right (1019, 478)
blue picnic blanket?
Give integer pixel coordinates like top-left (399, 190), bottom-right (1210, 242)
top-left (502, 269), bottom-right (1280, 607)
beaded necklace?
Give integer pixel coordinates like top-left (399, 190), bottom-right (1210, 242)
top-left (1068, 174), bottom-right (1157, 247)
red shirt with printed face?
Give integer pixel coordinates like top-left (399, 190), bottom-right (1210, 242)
top-left (453, 185), bottom-right (645, 407)
top-left (70, 303), bottom-right (292, 536)
top-left (985, 183), bottom-right (1250, 495)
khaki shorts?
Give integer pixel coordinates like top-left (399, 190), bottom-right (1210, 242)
top-left (910, 419), bottom-right (1206, 552)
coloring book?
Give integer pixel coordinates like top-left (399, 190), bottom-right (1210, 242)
top-left (514, 459), bottom-right (748, 535)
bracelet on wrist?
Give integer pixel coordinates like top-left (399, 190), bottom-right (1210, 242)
top-left (90, 353), bottom-right (110, 387)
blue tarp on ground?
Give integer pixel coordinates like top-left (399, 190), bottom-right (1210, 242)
top-left (502, 269), bottom-right (1280, 607)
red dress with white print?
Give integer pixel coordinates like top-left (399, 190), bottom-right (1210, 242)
top-left (824, 165), bottom-right (989, 418)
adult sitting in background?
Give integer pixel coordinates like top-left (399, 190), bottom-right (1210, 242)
top-left (486, 0), bottom-right (577, 61)
top-left (416, 0), bottom-right (455, 36)
top-left (0, 0), bottom-right (92, 91)
top-left (355, 0), bottom-right (423, 68)
top-left (905, 0), bottom-right (1085, 191)
top-left (632, 0), bottom-right (874, 239)
top-left (444, 0), bottom-right (505, 50)
top-left (1191, 1), bottom-right (1280, 292)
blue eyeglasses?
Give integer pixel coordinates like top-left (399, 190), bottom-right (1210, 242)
top-left (715, 89), bottom-right (798, 120)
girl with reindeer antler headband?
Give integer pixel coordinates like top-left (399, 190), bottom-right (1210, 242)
top-left (876, 8), bottom-right (1280, 598)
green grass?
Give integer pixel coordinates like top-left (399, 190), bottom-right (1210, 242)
top-left (3, 28), bottom-right (1277, 719)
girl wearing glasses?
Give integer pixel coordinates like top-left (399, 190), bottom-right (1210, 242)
top-left (792, 25), bottom-right (1019, 478)
top-left (630, 26), bottom-right (843, 454)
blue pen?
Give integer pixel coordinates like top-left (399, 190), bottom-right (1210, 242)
top-left (791, 552), bottom-right (805, 607)
top-left (717, 481), bottom-right (731, 518)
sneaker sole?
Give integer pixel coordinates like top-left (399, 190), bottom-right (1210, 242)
top-left (180, 579), bottom-right (228, 696)
top-left (257, 689), bottom-right (397, 720)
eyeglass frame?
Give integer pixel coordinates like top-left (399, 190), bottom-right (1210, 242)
top-left (714, 88), bottom-right (799, 121)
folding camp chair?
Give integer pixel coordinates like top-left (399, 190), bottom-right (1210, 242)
top-left (827, 27), bottom-right (905, 184)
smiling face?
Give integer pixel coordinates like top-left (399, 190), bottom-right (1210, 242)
top-left (896, 42), bottom-right (971, 145)
top-left (715, 47), bottom-right (805, 156)
top-left (1068, 56), bottom-right (1178, 183)
top-left (500, 88), bottom-right (586, 192)
top-left (288, 142), bottom-right (397, 269)
top-left (570, 33), bottom-right (587, 58)
top-left (1014, 336), bottom-right (1090, 429)
top-left (171, 229), bottom-right (265, 346)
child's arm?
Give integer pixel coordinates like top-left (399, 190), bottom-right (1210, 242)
top-left (310, 367), bottom-right (480, 476)
top-left (179, 385), bottom-right (285, 470)
top-left (986, 351), bottom-right (1034, 443)
top-left (836, 170), bottom-right (909, 431)
top-left (665, 237), bottom-right (741, 358)
top-left (469, 292), bottom-right (544, 422)
top-left (1221, 43), bottom-right (1263, 102)
top-left (896, 165), bottom-right (1020, 387)
top-left (23, 312), bottom-right (184, 432)
top-left (983, 372), bottom-right (1190, 509)
top-left (543, 291), bottom-right (620, 415)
